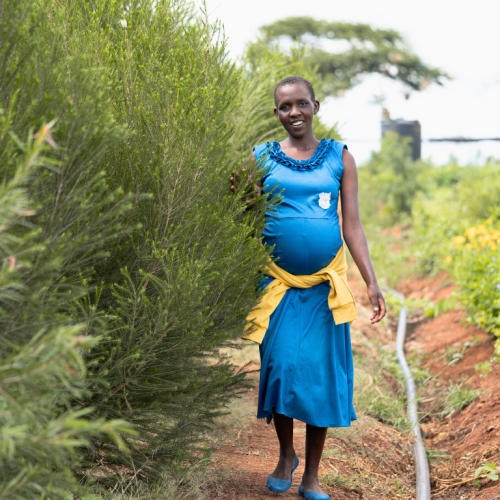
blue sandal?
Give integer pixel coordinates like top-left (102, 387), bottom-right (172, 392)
top-left (266, 453), bottom-right (299, 493)
top-left (298, 482), bottom-right (330, 500)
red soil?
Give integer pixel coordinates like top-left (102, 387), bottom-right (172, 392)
top-left (402, 274), bottom-right (500, 499)
top-left (212, 407), bottom-right (357, 500)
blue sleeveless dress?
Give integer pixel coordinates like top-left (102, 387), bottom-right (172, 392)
top-left (256, 139), bottom-right (357, 428)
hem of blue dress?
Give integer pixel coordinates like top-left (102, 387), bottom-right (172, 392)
top-left (257, 407), bottom-right (357, 428)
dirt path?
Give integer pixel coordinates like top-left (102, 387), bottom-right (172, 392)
top-left (211, 387), bottom-right (416, 500)
top-left (212, 396), bottom-right (356, 500)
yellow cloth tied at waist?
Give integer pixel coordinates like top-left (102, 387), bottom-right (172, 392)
top-left (242, 244), bottom-right (358, 345)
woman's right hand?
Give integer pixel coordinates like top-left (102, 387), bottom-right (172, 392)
top-left (229, 157), bottom-right (262, 201)
top-left (229, 169), bottom-right (245, 194)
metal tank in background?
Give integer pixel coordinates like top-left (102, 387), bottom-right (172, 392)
top-left (381, 118), bottom-right (422, 161)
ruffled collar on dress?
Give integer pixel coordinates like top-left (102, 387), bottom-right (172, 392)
top-left (266, 139), bottom-right (334, 171)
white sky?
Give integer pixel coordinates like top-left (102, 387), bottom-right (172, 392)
top-left (200, 0), bottom-right (500, 164)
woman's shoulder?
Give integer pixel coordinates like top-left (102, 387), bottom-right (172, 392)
top-left (326, 138), bottom-right (347, 154)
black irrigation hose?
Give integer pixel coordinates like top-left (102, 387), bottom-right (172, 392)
top-left (391, 290), bottom-right (431, 500)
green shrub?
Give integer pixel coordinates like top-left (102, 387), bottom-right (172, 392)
top-left (412, 162), bottom-right (500, 275)
top-left (0, 116), bottom-right (133, 498)
top-left (358, 132), bottom-right (427, 228)
top-left (0, 0), bottom-right (139, 494)
top-left (446, 222), bottom-right (500, 352)
top-left (409, 161), bottom-right (500, 350)
top-left (68, 0), bottom-right (271, 476)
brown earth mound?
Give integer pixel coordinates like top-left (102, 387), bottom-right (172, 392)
top-left (402, 274), bottom-right (500, 499)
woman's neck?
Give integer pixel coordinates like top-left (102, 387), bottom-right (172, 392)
top-left (281, 130), bottom-right (320, 152)
top-left (279, 131), bottom-right (321, 161)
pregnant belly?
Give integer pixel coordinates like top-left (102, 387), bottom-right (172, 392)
top-left (262, 217), bottom-right (343, 275)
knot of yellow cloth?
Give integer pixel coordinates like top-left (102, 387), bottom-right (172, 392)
top-left (242, 244), bottom-right (358, 345)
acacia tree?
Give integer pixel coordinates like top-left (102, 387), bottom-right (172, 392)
top-left (257, 16), bottom-right (447, 95)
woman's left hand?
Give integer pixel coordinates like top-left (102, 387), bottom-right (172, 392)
top-left (367, 284), bottom-right (386, 324)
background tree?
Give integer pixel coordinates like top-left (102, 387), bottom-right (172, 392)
top-left (257, 16), bottom-right (447, 95)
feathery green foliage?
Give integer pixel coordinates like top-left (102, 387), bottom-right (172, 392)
top-left (63, 0), bottom-right (272, 476)
top-left (0, 114), bottom-right (134, 498)
top-left (0, 0), bottom-right (137, 494)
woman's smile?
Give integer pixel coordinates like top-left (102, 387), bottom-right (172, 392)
top-left (274, 83), bottom-right (319, 138)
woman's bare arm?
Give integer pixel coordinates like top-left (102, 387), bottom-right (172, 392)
top-left (340, 148), bottom-right (386, 323)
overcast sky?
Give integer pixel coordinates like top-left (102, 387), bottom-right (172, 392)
top-left (199, 0), bottom-right (500, 164)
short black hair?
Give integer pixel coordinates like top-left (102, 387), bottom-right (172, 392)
top-left (274, 76), bottom-right (316, 106)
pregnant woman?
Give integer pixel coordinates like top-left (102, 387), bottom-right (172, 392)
top-left (232, 76), bottom-right (386, 500)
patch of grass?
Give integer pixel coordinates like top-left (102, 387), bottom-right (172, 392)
top-left (353, 344), bottom-right (434, 432)
top-left (437, 336), bottom-right (481, 366)
top-left (379, 346), bottom-right (431, 387)
top-left (354, 376), bottom-right (410, 431)
top-left (114, 463), bottom-right (215, 500)
top-left (424, 379), bottom-right (481, 419)
top-left (426, 449), bottom-right (452, 463)
top-left (475, 359), bottom-right (494, 377)
top-left (437, 381), bottom-right (481, 417)
top-left (322, 472), bottom-right (374, 489)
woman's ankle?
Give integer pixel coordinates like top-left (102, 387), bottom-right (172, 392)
top-left (280, 447), bottom-right (296, 461)
top-left (302, 471), bottom-right (320, 483)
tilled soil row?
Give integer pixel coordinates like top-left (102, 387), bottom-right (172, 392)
top-left (399, 272), bottom-right (500, 499)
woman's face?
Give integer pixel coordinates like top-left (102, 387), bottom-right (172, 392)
top-left (274, 83), bottom-right (320, 138)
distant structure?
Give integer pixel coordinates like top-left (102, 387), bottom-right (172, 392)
top-left (381, 118), bottom-right (422, 161)
top-left (428, 136), bottom-right (500, 143)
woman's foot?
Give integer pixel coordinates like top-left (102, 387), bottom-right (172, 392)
top-left (269, 450), bottom-right (296, 481)
top-left (300, 474), bottom-right (325, 495)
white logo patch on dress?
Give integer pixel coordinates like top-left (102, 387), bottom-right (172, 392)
top-left (318, 192), bottom-right (331, 209)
